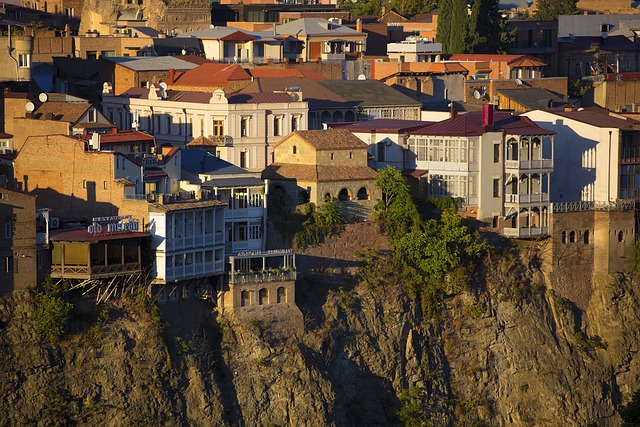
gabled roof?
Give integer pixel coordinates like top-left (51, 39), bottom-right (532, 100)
top-left (234, 77), bottom-right (353, 110)
top-left (187, 135), bottom-right (217, 147)
top-left (497, 88), bottom-right (565, 110)
top-left (328, 118), bottom-right (432, 133)
top-left (262, 164), bottom-right (377, 182)
top-left (412, 111), bottom-right (555, 137)
top-left (448, 54), bottom-right (545, 67)
top-left (317, 80), bottom-right (421, 107)
top-left (247, 68), bottom-right (327, 80)
top-left (181, 148), bottom-right (250, 175)
top-left (178, 26), bottom-right (246, 40)
top-left (33, 101), bottom-right (92, 123)
top-left (278, 129), bottom-right (368, 151)
top-left (276, 18), bottom-right (362, 36)
top-left (104, 56), bottom-right (199, 72)
top-left (544, 107), bottom-right (640, 130)
top-left (220, 30), bottom-right (256, 42)
top-left (173, 63), bottom-right (251, 86)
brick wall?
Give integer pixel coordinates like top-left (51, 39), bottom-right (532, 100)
top-left (0, 188), bottom-right (38, 293)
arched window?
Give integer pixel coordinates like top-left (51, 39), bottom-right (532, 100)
top-left (618, 231), bottom-right (624, 242)
top-left (569, 230), bottom-right (576, 243)
top-left (241, 290), bottom-right (250, 307)
top-left (338, 188), bottom-right (350, 201)
top-left (259, 288), bottom-right (268, 305)
top-left (324, 193), bottom-right (332, 202)
top-left (277, 287), bottom-right (287, 303)
top-left (332, 111), bottom-right (343, 122)
top-left (299, 190), bottom-right (310, 204)
top-left (345, 111), bottom-right (355, 122)
top-left (584, 229), bottom-right (590, 244)
top-left (293, 145), bottom-right (297, 154)
top-left (321, 111), bottom-right (331, 124)
top-left (357, 187), bottom-right (369, 200)
top-left (561, 231), bottom-right (566, 244)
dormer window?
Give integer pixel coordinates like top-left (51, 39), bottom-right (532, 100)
top-left (600, 24), bottom-right (611, 33)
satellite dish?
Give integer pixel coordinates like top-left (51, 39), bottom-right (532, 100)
top-left (181, 48), bottom-right (187, 55)
top-left (159, 81), bottom-right (168, 99)
top-left (357, 74), bottom-right (366, 80)
top-left (38, 93), bottom-right (48, 103)
top-left (515, 78), bottom-right (523, 86)
top-left (159, 82), bottom-right (168, 91)
top-left (473, 90), bottom-right (482, 100)
top-left (25, 102), bottom-right (35, 112)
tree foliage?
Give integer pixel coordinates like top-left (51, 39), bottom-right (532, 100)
top-left (467, 0), bottom-right (504, 53)
top-left (293, 200), bottom-right (344, 250)
top-left (374, 166), bottom-right (421, 244)
top-left (35, 291), bottom-right (73, 344)
top-left (436, 0), bottom-right (468, 53)
top-left (534, 0), bottom-right (578, 20)
top-left (619, 389), bottom-right (640, 427)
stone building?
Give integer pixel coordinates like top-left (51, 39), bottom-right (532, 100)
top-left (0, 188), bottom-right (43, 293)
top-left (262, 128), bottom-right (379, 219)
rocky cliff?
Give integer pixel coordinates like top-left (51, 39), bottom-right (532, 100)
top-left (1, 223), bottom-right (639, 426)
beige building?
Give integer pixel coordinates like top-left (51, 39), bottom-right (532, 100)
top-left (262, 129), bottom-right (379, 218)
top-left (0, 28), bottom-right (32, 83)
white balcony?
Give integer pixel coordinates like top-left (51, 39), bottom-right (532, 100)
top-left (505, 159), bottom-right (553, 171)
top-left (505, 193), bottom-right (549, 204)
top-left (503, 227), bottom-right (549, 238)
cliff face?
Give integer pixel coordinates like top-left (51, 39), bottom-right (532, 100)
top-left (1, 223), bottom-right (640, 426)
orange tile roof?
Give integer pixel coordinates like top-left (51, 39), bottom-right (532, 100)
top-left (279, 129), bottom-right (368, 151)
top-left (262, 163), bottom-right (377, 182)
top-left (220, 30), bottom-right (256, 41)
top-left (174, 63), bottom-right (251, 86)
top-left (187, 135), bottom-right (217, 147)
top-left (449, 54), bottom-right (545, 67)
top-left (508, 56), bottom-right (547, 67)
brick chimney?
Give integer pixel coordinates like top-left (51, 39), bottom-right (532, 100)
top-left (169, 68), bottom-right (175, 84)
top-left (482, 103), bottom-right (494, 132)
top-left (356, 19), bottom-right (362, 34)
top-left (449, 102), bottom-right (457, 119)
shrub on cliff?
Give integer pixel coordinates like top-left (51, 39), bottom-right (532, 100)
top-left (35, 293), bottom-right (73, 344)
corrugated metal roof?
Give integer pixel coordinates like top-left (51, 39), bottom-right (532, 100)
top-left (181, 148), bottom-right (249, 175)
top-left (330, 118), bottom-right (432, 133)
top-left (318, 80), bottom-right (421, 107)
top-left (202, 177), bottom-right (264, 188)
top-left (105, 56), bottom-right (199, 71)
top-left (174, 63), bottom-right (250, 86)
top-left (497, 88), bottom-right (565, 110)
top-left (412, 111), bottom-right (555, 136)
top-left (549, 107), bottom-right (640, 129)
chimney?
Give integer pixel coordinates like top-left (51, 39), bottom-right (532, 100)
top-left (169, 68), bottom-right (175, 84)
top-left (482, 103), bottom-right (494, 132)
top-left (564, 105), bottom-right (575, 112)
top-left (356, 19), bottom-right (362, 34)
top-left (112, 127), bottom-right (118, 134)
top-left (449, 103), bottom-right (457, 119)
top-left (46, 112), bottom-right (55, 120)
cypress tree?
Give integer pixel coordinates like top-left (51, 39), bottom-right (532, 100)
top-left (468, 0), bottom-right (501, 53)
top-left (448, 0), bottom-right (468, 54)
top-left (436, 0), bottom-right (452, 52)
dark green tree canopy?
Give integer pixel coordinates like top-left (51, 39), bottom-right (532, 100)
top-left (534, 0), bottom-right (578, 20)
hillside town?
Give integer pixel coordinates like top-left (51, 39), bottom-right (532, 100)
top-left (3, 0), bottom-right (640, 424)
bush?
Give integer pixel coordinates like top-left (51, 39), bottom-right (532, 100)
top-left (35, 293), bottom-right (73, 343)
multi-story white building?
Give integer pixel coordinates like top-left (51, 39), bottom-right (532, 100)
top-left (101, 86), bottom-right (308, 171)
top-left (387, 35), bottom-right (443, 63)
top-left (406, 105), bottom-right (555, 238)
top-left (523, 107), bottom-right (640, 205)
top-left (148, 193), bottom-right (226, 302)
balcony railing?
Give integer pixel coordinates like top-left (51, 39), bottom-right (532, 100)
top-left (208, 135), bottom-right (233, 146)
top-left (321, 53), bottom-right (345, 61)
top-left (503, 227), bottom-right (549, 238)
top-left (505, 159), bottom-right (553, 170)
top-left (231, 269), bottom-right (296, 284)
top-left (50, 263), bottom-right (142, 279)
top-left (165, 260), bottom-right (224, 281)
top-left (505, 193), bottom-right (549, 203)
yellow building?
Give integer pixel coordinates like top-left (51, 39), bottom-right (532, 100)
top-left (262, 129), bottom-right (379, 219)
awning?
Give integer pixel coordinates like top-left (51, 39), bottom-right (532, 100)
top-left (144, 171), bottom-right (168, 179)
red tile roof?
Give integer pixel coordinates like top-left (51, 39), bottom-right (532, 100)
top-left (220, 30), bottom-right (256, 41)
top-left (174, 63), bottom-right (251, 86)
top-left (262, 164), bottom-right (377, 182)
top-left (549, 107), bottom-right (640, 129)
top-left (411, 111), bottom-right (555, 137)
top-left (449, 54), bottom-right (545, 67)
top-left (76, 130), bottom-right (154, 145)
top-left (247, 68), bottom-right (327, 80)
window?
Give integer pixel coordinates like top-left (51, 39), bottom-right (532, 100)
top-left (18, 54), bottom-right (30, 68)
top-left (103, 181), bottom-right (108, 190)
top-left (584, 229), bottom-right (590, 244)
top-left (273, 116), bottom-right (281, 136)
top-left (494, 143), bottom-right (500, 163)
top-left (240, 151), bottom-right (247, 168)
top-left (292, 145), bottom-right (297, 154)
top-left (83, 180), bottom-right (87, 188)
top-left (86, 51), bottom-right (98, 60)
top-left (5, 222), bottom-right (11, 238)
top-left (213, 119), bottom-right (224, 137)
top-left (493, 178), bottom-right (500, 197)
top-left (240, 117), bottom-right (249, 137)
top-left (377, 142), bottom-right (385, 162)
top-left (291, 116), bottom-right (299, 131)
top-left (570, 231), bottom-right (576, 243)
top-left (65, 7), bottom-right (74, 17)
top-left (600, 24), bottom-right (610, 33)
top-left (5, 256), bottom-right (12, 273)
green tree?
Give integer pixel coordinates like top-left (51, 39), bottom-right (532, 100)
top-left (467, 0), bottom-right (503, 53)
top-left (338, 0), bottom-right (381, 16)
top-left (387, 0), bottom-right (437, 16)
top-left (435, 0), bottom-right (452, 51)
top-left (619, 389), bottom-right (640, 426)
top-left (534, 0), bottom-right (578, 20)
top-left (35, 293), bottom-right (73, 344)
top-left (448, 0), bottom-right (468, 53)
top-left (374, 166), bottom-right (421, 244)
